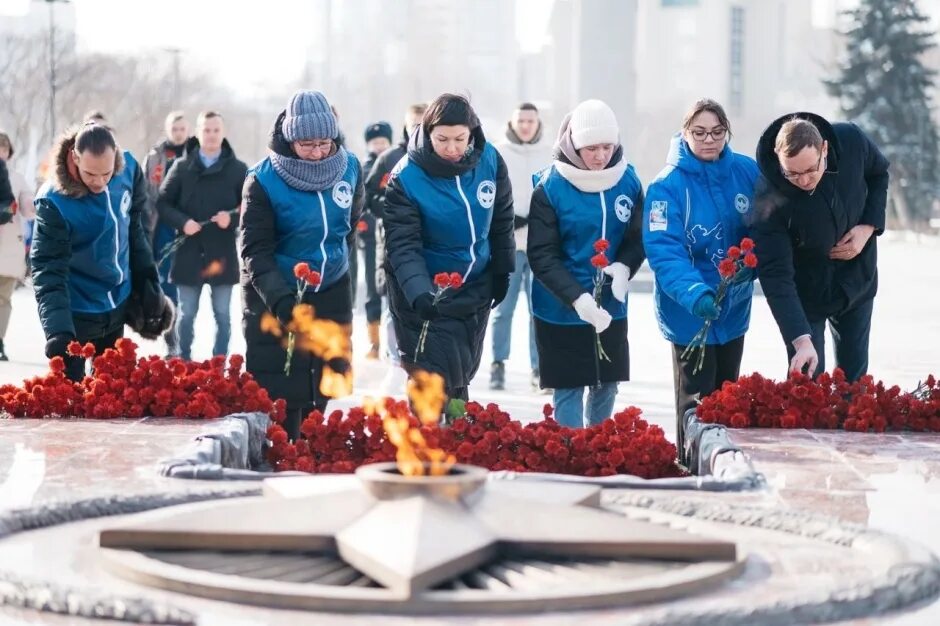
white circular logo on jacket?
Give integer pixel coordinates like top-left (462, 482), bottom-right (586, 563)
top-left (119, 190), bottom-right (131, 218)
top-left (614, 194), bottom-right (634, 223)
top-left (734, 193), bottom-right (750, 214)
top-left (332, 181), bottom-right (353, 209)
top-left (477, 180), bottom-right (496, 209)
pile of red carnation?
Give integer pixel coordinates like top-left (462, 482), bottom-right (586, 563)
top-left (697, 369), bottom-right (940, 432)
top-left (0, 338), bottom-right (285, 421)
top-left (266, 400), bottom-right (683, 479)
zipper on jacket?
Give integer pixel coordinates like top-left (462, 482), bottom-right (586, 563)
top-left (105, 188), bottom-right (122, 308)
top-left (315, 191), bottom-right (328, 293)
top-left (454, 175), bottom-right (477, 281)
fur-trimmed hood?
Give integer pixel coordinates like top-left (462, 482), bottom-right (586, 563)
top-left (49, 128), bottom-right (125, 198)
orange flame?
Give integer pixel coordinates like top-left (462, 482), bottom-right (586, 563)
top-left (368, 371), bottom-right (454, 477)
top-left (201, 260), bottom-right (225, 278)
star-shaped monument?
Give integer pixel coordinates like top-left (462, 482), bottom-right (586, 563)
top-left (99, 464), bottom-right (736, 597)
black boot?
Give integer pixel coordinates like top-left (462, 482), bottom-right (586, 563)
top-left (0, 339), bottom-right (7, 361)
top-left (283, 408), bottom-right (304, 441)
top-left (489, 361), bottom-right (505, 390)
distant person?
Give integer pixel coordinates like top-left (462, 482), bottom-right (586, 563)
top-left (364, 102), bottom-right (427, 390)
top-left (32, 122), bottom-right (172, 381)
top-left (643, 98), bottom-right (758, 462)
top-left (383, 93), bottom-right (514, 406)
top-left (157, 111), bottom-right (246, 362)
top-left (489, 102), bottom-right (553, 392)
top-left (143, 111), bottom-right (190, 357)
top-left (0, 131), bottom-right (36, 361)
top-left (752, 113), bottom-right (889, 381)
top-left (528, 99), bottom-right (645, 428)
top-left (359, 121), bottom-right (393, 359)
top-left (240, 90), bottom-right (363, 439)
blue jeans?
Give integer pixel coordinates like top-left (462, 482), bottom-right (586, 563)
top-left (177, 283), bottom-right (233, 360)
top-left (553, 382), bottom-right (618, 428)
top-left (490, 250), bottom-right (538, 371)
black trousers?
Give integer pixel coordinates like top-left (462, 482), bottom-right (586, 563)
top-left (671, 336), bottom-right (745, 464)
top-left (64, 306), bottom-right (126, 382)
top-left (786, 297), bottom-right (873, 382)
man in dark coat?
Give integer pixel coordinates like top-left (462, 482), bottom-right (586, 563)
top-left (157, 111), bottom-right (247, 361)
top-left (752, 112), bottom-right (889, 380)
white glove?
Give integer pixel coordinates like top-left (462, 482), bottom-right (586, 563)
top-left (602, 262), bottom-right (630, 303)
top-left (789, 335), bottom-right (819, 376)
top-left (572, 293), bottom-right (612, 334)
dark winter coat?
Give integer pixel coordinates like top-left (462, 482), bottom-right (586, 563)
top-left (527, 147), bottom-right (646, 389)
top-left (156, 137), bottom-right (246, 286)
top-left (239, 112), bottom-right (363, 409)
top-left (383, 124), bottom-right (515, 391)
top-left (142, 138), bottom-right (187, 240)
top-left (31, 131), bottom-right (160, 339)
top-left (364, 131), bottom-right (409, 220)
top-left (752, 112), bottom-right (890, 343)
top-left (0, 160), bottom-right (13, 210)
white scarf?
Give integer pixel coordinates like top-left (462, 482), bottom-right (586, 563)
top-left (554, 156), bottom-right (628, 193)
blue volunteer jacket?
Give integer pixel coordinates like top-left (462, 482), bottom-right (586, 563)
top-left (643, 135), bottom-right (758, 345)
top-left (250, 153), bottom-right (360, 291)
top-left (531, 163), bottom-right (644, 325)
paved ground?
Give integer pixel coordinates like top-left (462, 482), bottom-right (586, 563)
top-left (0, 232), bottom-right (938, 624)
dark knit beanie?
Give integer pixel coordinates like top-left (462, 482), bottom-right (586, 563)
top-left (364, 121), bottom-right (393, 143)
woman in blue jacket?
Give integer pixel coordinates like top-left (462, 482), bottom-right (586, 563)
top-left (383, 93), bottom-right (515, 404)
top-left (240, 90), bottom-right (363, 439)
top-left (31, 122), bottom-right (171, 381)
top-left (642, 99), bottom-right (758, 462)
top-left (528, 100), bottom-right (646, 428)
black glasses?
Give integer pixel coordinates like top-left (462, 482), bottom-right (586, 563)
top-left (689, 127), bottom-right (727, 142)
top-left (781, 153), bottom-right (824, 181)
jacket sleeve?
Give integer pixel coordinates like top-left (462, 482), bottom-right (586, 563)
top-left (527, 185), bottom-right (583, 306)
top-left (856, 125), bottom-right (890, 235)
top-left (141, 149), bottom-right (160, 238)
top-left (30, 199), bottom-right (75, 338)
top-left (228, 161), bottom-right (248, 231)
top-left (348, 166), bottom-right (365, 250)
top-left (750, 179), bottom-right (812, 343)
top-left (615, 187), bottom-right (646, 277)
top-left (156, 159), bottom-right (191, 231)
top-left (383, 175), bottom-right (432, 305)
top-left (642, 181), bottom-right (713, 314)
top-left (239, 173), bottom-right (293, 311)
top-left (0, 161), bottom-right (13, 208)
top-left (129, 164), bottom-right (159, 286)
top-left (488, 152), bottom-right (516, 275)
top-left (364, 152), bottom-right (393, 220)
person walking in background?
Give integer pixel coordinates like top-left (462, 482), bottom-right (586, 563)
top-left (157, 111), bottom-right (246, 362)
top-left (643, 98), bottom-right (758, 463)
top-left (31, 122), bottom-right (172, 381)
top-left (0, 131), bottom-right (36, 362)
top-left (383, 93), bottom-right (514, 406)
top-left (240, 90), bottom-right (363, 439)
top-left (359, 121), bottom-right (393, 359)
top-left (528, 100), bottom-right (645, 428)
top-left (143, 111), bottom-right (190, 357)
top-left (752, 113), bottom-right (889, 381)
top-left (489, 102), bottom-right (553, 392)
top-left (365, 102), bottom-right (426, 393)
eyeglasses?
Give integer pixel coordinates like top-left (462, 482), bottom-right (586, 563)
top-left (295, 140), bottom-right (333, 153)
top-left (689, 127), bottom-right (727, 142)
top-left (780, 153), bottom-right (824, 181)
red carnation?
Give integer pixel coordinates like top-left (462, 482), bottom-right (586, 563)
top-left (448, 272), bottom-right (463, 289)
top-left (727, 246), bottom-right (741, 260)
top-left (49, 356), bottom-right (65, 373)
top-left (356, 220), bottom-right (368, 233)
top-left (590, 253), bottom-right (609, 269)
top-left (306, 270), bottom-right (322, 287)
top-left (293, 262), bottom-right (311, 281)
top-left (718, 258), bottom-right (736, 278)
top-left (740, 237), bottom-right (755, 252)
top-left (593, 239), bottom-right (610, 253)
top-left (433, 272), bottom-right (450, 289)
top-left (743, 253), bottom-right (758, 269)
top-left (67, 341), bottom-right (82, 357)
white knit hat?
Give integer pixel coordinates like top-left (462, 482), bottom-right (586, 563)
top-left (569, 99), bottom-right (619, 149)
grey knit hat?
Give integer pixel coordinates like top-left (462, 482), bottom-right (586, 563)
top-left (281, 90), bottom-right (337, 142)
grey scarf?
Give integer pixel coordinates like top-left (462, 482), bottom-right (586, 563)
top-left (270, 145), bottom-right (348, 192)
